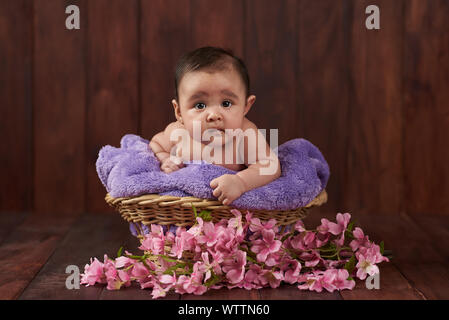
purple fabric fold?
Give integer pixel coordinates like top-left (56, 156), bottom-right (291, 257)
top-left (96, 134), bottom-right (329, 210)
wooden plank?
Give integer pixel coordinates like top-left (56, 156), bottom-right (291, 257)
top-left (349, 212), bottom-right (449, 299)
top-left (140, 0), bottom-right (191, 140)
top-left (403, 0), bottom-right (449, 215)
top-left (304, 211), bottom-right (430, 299)
top-left (245, 0), bottom-right (297, 145)
top-left (19, 213), bottom-right (139, 300)
top-left (192, 0), bottom-right (244, 56)
top-left (0, 212), bottom-right (28, 246)
top-left (0, 214), bottom-right (76, 299)
top-left (340, 263), bottom-right (423, 300)
top-left (86, 0), bottom-right (140, 213)
top-left (34, 0), bottom-right (86, 216)
top-left (407, 214), bottom-right (449, 261)
top-left (0, 0), bottom-right (33, 212)
top-left (260, 284), bottom-right (342, 300)
top-left (182, 288), bottom-right (259, 300)
top-left (345, 0), bottom-right (404, 215)
top-left (395, 214), bottom-right (449, 299)
top-left (352, 212), bottom-right (443, 264)
top-left (397, 263), bottom-right (449, 300)
top-left (297, 0), bottom-right (350, 214)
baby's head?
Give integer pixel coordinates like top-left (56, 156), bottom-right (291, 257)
top-left (172, 47), bottom-right (256, 143)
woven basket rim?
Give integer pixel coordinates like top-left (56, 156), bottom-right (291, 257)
top-left (105, 190), bottom-right (327, 231)
top-left (105, 189), bottom-right (328, 211)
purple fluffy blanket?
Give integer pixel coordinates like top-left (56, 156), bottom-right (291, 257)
top-left (96, 134), bottom-right (329, 210)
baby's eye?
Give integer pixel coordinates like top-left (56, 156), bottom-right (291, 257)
top-left (222, 100), bottom-right (232, 108)
top-left (194, 103), bottom-right (206, 110)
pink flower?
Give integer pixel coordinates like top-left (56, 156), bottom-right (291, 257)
top-left (317, 213), bottom-right (351, 236)
top-left (349, 227), bottom-right (371, 251)
top-left (130, 261), bottom-right (150, 281)
top-left (179, 272), bottom-right (207, 295)
top-left (299, 250), bottom-right (321, 268)
top-left (297, 272), bottom-right (323, 292)
top-left (159, 273), bottom-right (177, 290)
top-left (80, 257), bottom-right (106, 286)
top-left (197, 222), bottom-right (224, 247)
top-left (264, 270), bottom-right (283, 288)
top-left (104, 259), bottom-right (122, 290)
top-left (198, 251), bottom-right (222, 281)
top-left (170, 230), bottom-right (195, 259)
top-left (358, 243), bottom-right (389, 264)
top-left (294, 220), bottom-right (306, 232)
top-left (355, 249), bottom-right (380, 280)
top-left (284, 259), bottom-right (302, 284)
top-left (240, 264), bottom-right (265, 289)
top-left (151, 282), bottom-right (169, 299)
top-left (315, 232), bottom-right (331, 247)
top-left (139, 229), bottom-right (165, 255)
top-left (150, 224), bottom-right (164, 237)
top-left (214, 227), bottom-right (237, 255)
top-left (265, 252), bottom-right (282, 267)
top-left (187, 217), bottom-right (204, 237)
top-left (331, 269), bottom-right (355, 290)
top-left (333, 232), bottom-right (345, 247)
top-left (115, 256), bottom-right (134, 269)
top-left (222, 250), bottom-right (247, 284)
top-left (228, 209), bottom-right (244, 236)
top-left (290, 232), bottom-right (317, 251)
top-left (251, 229), bottom-right (282, 262)
top-left (248, 217), bottom-right (278, 240)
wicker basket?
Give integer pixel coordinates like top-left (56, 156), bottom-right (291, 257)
top-left (106, 190), bottom-right (327, 233)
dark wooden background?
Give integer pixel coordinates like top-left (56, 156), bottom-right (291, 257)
top-left (1, 0), bottom-right (448, 218)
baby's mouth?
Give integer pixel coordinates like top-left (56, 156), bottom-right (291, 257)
top-left (208, 128), bottom-right (225, 133)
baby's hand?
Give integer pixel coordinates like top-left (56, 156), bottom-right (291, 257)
top-left (210, 174), bottom-right (247, 206)
top-left (161, 157), bottom-right (184, 173)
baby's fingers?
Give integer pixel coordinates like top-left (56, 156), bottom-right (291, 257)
top-left (213, 187), bottom-right (222, 198)
top-left (218, 193), bottom-right (226, 203)
top-left (210, 178), bottom-right (219, 189)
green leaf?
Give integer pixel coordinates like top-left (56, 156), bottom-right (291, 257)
top-left (117, 246), bottom-right (124, 258)
top-left (160, 255), bottom-right (179, 263)
top-left (192, 204), bottom-right (198, 218)
top-left (380, 241), bottom-right (385, 255)
top-left (347, 276), bottom-right (354, 281)
top-left (126, 254), bottom-right (145, 260)
top-left (347, 222), bottom-right (354, 232)
top-left (199, 210), bottom-right (212, 222)
top-left (281, 231), bottom-right (294, 242)
top-left (246, 255), bottom-right (257, 263)
top-left (344, 255), bottom-right (356, 274)
top-left (163, 263), bottom-right (187, 275)
top-left (205, 272), bottom-right (222, 288)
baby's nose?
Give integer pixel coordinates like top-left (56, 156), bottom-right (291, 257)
top-left (206, 111), bottom-right (222, 122)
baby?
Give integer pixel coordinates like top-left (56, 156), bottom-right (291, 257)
top-left (149, 47), bottom-right (281, 206)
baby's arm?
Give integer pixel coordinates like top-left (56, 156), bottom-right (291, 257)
top-left (149, 122), bottom-right (184, 173)
top-left (210, 121), bottom-right (281, 205)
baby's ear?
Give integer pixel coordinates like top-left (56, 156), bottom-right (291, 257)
top-left (244, 95), bottom-right (256, 116)
top-left (172, 99), bottom-right (183, 123)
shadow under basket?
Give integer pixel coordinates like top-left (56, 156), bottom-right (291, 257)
top-left (105, 190), bottom-right (328, 234)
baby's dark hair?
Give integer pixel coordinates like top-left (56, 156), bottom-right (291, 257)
top-left (174, 46), bottom-right (250, 101)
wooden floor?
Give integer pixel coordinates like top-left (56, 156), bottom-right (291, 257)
top-left (0, 210), bottom-right (448, 300)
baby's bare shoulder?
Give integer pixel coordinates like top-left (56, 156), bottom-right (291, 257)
top-left (165, 121), bottom-right (184, 132)
top-left (163, 121), bottom-right (185, 137)
top-left (242, 117), bottom-right (258, 131)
